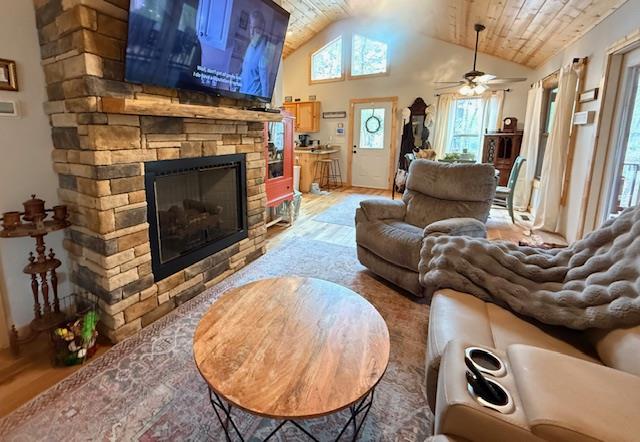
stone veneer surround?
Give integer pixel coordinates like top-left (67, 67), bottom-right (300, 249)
top-left (33, 0), bottom-right (268, 342)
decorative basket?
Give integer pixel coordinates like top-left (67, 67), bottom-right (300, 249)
top-left (51, 295), bottom-right (99, 366)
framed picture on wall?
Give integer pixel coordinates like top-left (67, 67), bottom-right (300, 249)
top-left (0, 59), bottom-right (18, 91)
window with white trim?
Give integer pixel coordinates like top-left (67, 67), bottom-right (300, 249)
top-left (310, 36), bottom-right (343, 82)
top-left (448, 98), bottom-right (484, 160)
top-left (351, 34), bottom-right (388, 77)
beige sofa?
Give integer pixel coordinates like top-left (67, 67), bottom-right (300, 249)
top-left (355, 160), bottom-right (496, 297)
top-left (428, 289), bottom-right (640, 441)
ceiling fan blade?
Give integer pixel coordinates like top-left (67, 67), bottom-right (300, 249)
top-left (433, 81), bottom-right (465, 85)
top-left (486, 77), bottom-right (527, 84)
top-left (474, 74), bottom-right (496, 83)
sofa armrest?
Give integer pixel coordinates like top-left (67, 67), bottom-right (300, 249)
top-left (359, 199), bottom-right (406, 221)
top-left (508, 344), bottom-right (640, 442)
top-left (424, 217), bottom-right (487, 238)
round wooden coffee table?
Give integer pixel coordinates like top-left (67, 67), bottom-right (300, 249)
top-left (193, 277), bottom-right (390, 441)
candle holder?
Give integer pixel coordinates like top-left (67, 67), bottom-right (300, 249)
top-left (0, 195), bottom-right (70, 356)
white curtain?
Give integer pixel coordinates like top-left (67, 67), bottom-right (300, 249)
top-left (513, 83), bottom-right (544, 210)
top-left (483, 90), bottom-right (505, 133)
top-left (432, 93), bottom-right (455, 158)
top-left (534, 63), bottom-right (581, 232)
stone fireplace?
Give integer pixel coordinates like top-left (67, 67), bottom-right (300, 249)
top-left (33, 0), bottom-right (275, 342)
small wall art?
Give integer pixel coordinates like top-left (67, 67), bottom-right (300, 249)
top-left (323, 111), bottom-right (347, 119)
top-left (579, 88), bottom-right (598, 103)
top-left (0, 59), bottom-right (18, 92)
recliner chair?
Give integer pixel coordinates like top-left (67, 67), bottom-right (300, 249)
top-left (355, 160), bottom-right (496, 297)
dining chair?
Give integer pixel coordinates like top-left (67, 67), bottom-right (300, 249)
top-left (494, 156), bottom-right (527, 223)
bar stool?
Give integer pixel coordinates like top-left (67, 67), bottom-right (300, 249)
top-left (313, 158), bottom-right (341, 190)
top-left (330, 157), bottom-right (343, 188)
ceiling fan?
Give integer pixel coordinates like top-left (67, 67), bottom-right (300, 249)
top-left (434, 24), bottom-right (527, 96)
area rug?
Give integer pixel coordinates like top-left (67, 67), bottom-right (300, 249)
top-left (0, 238), bottom-right (431, 441)
top-left (313, 194), bottom-right (379, 226)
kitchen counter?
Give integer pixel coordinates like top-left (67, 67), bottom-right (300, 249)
top-left (295, 149), bottom-right (341, 192)
top-left (294, 149), bottom-right (340, 155)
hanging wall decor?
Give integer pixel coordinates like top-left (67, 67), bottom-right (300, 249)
top-left (0, 58), bottom-right (18, 91)
top-left (365, 112), bottom-right (382, 133)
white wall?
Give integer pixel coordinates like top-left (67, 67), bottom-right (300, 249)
top-left (0, 1), bottom-right (70, 341)
top-left (281, 17), bottom-right (534, 180)
top-left (530, 0), bottom-right (640, 242)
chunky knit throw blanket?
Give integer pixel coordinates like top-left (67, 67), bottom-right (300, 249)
top-left (418, 205), bottom-right (640, 329)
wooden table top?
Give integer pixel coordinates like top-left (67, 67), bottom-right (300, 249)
top-left (193, 277), bottom-right (390, 419)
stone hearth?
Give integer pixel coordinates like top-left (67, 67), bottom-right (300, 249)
top-left (33, 0), bottom-right (270, 342)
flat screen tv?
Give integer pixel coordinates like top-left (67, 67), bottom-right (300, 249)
top-left (125, 0), bottom-right (290, 103)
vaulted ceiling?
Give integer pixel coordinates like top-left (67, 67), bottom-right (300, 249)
top-left (279, 0), bottom-right (628, 68)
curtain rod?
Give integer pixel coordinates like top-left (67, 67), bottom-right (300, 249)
top-left (434, 88), bottom-right (511, 97)
top-left (532, 56), bottom-right (588, 88)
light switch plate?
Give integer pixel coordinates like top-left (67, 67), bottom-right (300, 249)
top-left (573, 110), bottom-right (595, 125)
top-left (0, 100), bottom-right (19, 117)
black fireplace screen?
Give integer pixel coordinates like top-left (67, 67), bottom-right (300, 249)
top-left (145, 155), bottom-right (248, 280)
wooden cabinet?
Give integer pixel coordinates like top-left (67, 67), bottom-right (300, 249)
top-left (282, 101), bottom-right (320, 132)
top-left (264, 113), bottom-right (294, 207)
top-left (482, 131), bottom-right (523, 186)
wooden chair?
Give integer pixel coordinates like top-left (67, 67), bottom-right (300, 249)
top-left (494, 156), bottom-right (526, 223)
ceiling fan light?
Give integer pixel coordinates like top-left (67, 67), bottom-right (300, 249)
top-left (474, 84), bottom-right (488, 94)
top-left (459, 85), bottom-right (473, 95)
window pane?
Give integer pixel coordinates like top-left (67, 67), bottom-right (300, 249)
top-left (351, 34), bottom-right (388, 77)
top-left (359, 108), bottom-right (385, 149)
top-left (616, 72), bottom-right (640, 211)
top-left (446, 98), bottom-right (484, 160)
top-left (311, 37), bottom-right (342, 81)
top-left (450, 135), bottom-right (481, 159)
top-left (452, 98), bottom-right (483, 135)
top-left (545, 88), bottom-right (558, 134)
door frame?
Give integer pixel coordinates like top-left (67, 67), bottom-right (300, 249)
top-left (347, 96), bottom-right (398, 189)
top-left (579, 29), bottom-right (640, 237)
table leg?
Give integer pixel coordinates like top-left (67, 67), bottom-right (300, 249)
top-left (207, 387), bottom-right (375, 441)
top-left (209, 389), bottom-right (244, 442)
top-left (333, 388), bottom-right (374, 441)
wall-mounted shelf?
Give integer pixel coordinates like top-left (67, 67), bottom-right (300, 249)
top-left (100, 97), bottom-right (283, 122)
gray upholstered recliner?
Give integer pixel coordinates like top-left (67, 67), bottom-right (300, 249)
top-left (355, 160), bottom-right (496, 297)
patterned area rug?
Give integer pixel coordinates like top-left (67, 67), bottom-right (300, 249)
top-left (313, 194), bottom-right (378, 226)
top-left (0, 238), bottom-right (431, 441)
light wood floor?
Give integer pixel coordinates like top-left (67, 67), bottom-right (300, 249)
top-left (0, 186), bottom-right (555, 417)
top-left (265, 186), bottom-right (552, 247)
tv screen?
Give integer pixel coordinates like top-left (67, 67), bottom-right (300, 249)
top-left (125, 0), bottom-right (290, 102)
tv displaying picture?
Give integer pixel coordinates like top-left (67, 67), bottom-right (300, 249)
top-left (125, 0), bottom-right (290, 102)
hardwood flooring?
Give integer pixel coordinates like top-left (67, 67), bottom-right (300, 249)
top-left (0, 186), bottom-right (559, 417)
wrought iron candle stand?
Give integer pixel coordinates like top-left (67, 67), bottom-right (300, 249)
top-left (0, 195), bottom-right (70, 356)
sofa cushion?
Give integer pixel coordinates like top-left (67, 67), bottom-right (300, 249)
top-left (509, 345), bottom-right (640, 442)
top-left (401, 160), bottom-right (495, 228)
top-left (428, 290), bottom-right (600, 365)
top-left (405, 160), bottom-right (496, 203)
top-left (588, 325), bottom-right (640, 376)
top-left (403, 192), bottom-right (493, 228)
top-left (356, 219), bottom-right (423, 271)
top-left (485, 302), bottom-right (599, 364)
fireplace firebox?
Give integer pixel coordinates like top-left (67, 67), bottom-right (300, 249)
top-left (145, 154), bottom-right (248, 280)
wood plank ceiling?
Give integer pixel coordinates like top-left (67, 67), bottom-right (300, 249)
top-left (279, 0), bottom-right (628, 68)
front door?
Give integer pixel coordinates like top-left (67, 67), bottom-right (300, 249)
top-left (351, 101), bottom-right (393, 189)
top-left (605, 47), bottom-right (640, 218)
